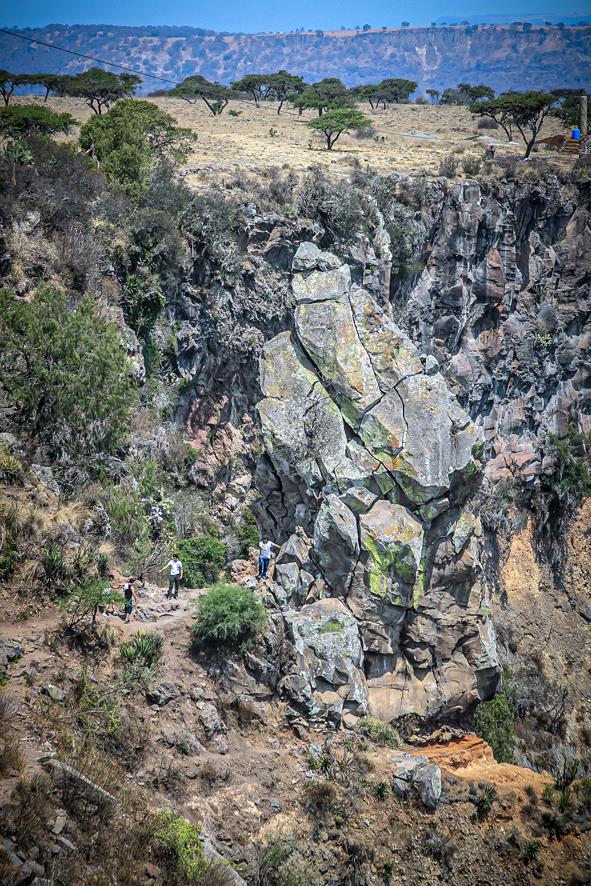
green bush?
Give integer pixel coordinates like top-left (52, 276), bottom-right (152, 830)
top-left (177, 535), bottom-right (228, 588)
top-left (79, 100), bottom-right (195, 201)
top-left (358, 718), bottom-right (401, 748)
top-left (120, 630), bottom-right (163, 668)
top-left (474, 686), bottom-right (516, 763)
top-left (253, 833), bottom-right (313, 886)
top-left (0, 287), bottom-right (134, 460)
top-left (237, 508), bottom-right (259, 557)
top-left (60, 579), bottom-right (124, 629)
top-left (152, 810), bottom-right (208, 882)
top-left (190, 582), bottom-right (267, 650)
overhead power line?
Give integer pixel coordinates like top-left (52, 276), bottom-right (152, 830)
top-left (0, 27), bottom-right (182, 85)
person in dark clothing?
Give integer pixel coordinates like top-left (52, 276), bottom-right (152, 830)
top-left (122, 577), bottom-right (137, 623)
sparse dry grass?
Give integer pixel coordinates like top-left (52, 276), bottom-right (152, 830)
top-left (13, 95), bottom-right (570, 183)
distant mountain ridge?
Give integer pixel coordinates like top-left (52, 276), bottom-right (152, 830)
top-left (1, 23), bottom-right (589, 93)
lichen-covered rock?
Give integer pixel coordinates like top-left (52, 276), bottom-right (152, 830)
top-left (255, 244), bottom-right (500, 725)
top-left (295, 295), bottom-right (381, 426)
top-left (359, 500), bottom-right (423, 598)
top-left (281, 597), bottom-right (368, 721)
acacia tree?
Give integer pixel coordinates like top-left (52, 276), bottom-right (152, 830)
top-left (551, 88), bottom-right (588, 130)
top-left (231, 73), bottom-right (272, 107)
top-left (307, 107), bottom-right (371, 149)
top-left (0, 105), bottom-right (77, 185)
top-left (294, 78), bottom-right (354, 116)
top-left (374, 78), bottom-right (418, 108)
top-left (0, 71), bottom-right (40, 106)
top-left (66, 68), bottom-right (142, 114)
top-left (267, 70), bottom-right (306, 114)
top-left (34, 73), bottom-right (75, 102)
top-left (470, 91), bottom-right (559, 156)
top-left (170, 75), bottom-right (230, 115)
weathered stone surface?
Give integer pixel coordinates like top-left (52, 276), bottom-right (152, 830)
top-left (257, 332), bottom-right (348, 490)
top-left (313, 495), bottom-right (359, 595)
top-left (295, 295), bottom-right (381, 425)
top-left (255, 244), bottom-right (500, 725)
top-left (348, 284), bottom-right (422, 388)
top-left (282, 597), bottom-right (368, 719)
top-left (359, 500), bottom-right (423, 598)
top-left (390, 752), bottom-right (442, 809)
top-left (292, 264), bottom-right (351, 303)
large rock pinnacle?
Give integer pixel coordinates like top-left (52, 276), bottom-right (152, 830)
top-left (255, 242), bottom-right (500, 725)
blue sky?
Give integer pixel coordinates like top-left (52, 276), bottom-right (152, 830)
top-left (6, 1), bottom-right (589, 31)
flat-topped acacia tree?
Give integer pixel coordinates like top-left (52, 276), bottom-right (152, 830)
top-left (307, 106), bottom-right (371, 149)
top-left (66, 68), bottom-right (142, 114)
top-left (169, 75), bottom-right (230, 115)
top-left (470, 91), bottom-right (559, 156)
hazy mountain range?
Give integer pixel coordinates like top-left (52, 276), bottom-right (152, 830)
top-left (1, 22), bottom-right (589, 93)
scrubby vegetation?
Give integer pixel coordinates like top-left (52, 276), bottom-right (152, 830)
top-left (474, 676), bottom-right (516, 763)
top-left (358, 718), bottom-right (401, 748)
top-left (0, 287), bottom-right (135, 461)
top-left (177, 535), bottom-right (228, 588)
top-left (190, 582), bottom-right (267, 650)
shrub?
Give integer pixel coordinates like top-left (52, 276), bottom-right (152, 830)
top-left (462, 156), bottom-right (482, 176)
top-left (0, 695), bottom-right (24, 776)
top-left (2, 774), bottom-right (53, 850)
top-left (0, 445), bottom-right (23, 483)
top-left (0, 287), bottom-right (135, 460)
top-left (252, 833), bottom-right (313, 886)
top-left (542, 783), bottom-right (555, 805)
top-left (79, 100), bottom-right (195, 201)
top-left (152, 810), bottom-right (208, 881)
top-left (524, 784), bottom-right (537, 805)
top-left (190, 582), bottom-right (267, 650)
top-left (121, 630), bottom-right (163, 668)
top-left (358, 718), bottom-right (401, 748)
top-left (474, 679), bottom-right (516, 763)
top-left (474, 784), bottom-right (496, 818)
top-left (237, 508), bottom-right (259, 557)
top-left (303, 779), bottom-right (337, 813)
top-left (438, 154), bottom-right (459, 177)
top-left (296, 168), bottom-right (368, 244)
top-left (60, 579), bottom-right (124, 629)
top-left (522, 839), bottom-right (541, 863)
top-left (177, 535), bottom-right (228, 587)
top-left (373, 781), bottom-right (389, 801)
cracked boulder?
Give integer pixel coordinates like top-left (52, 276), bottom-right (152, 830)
top-left (281, 597), bottom-right (368, 722)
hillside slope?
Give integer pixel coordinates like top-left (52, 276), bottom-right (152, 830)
top-left (1, 23), bottom-right (590, 92)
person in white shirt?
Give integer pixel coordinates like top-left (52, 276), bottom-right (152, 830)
top-left (160, 554), bottom-right (184, 599)
top-left (257, 536), bottom-right (279, 580)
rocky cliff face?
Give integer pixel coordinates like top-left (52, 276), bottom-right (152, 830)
top-left (254, 241), bottom-right (500, 726)
top-left (175, 171), bottom-right (589, 743)
top-left (403, 177), bottom-right (591, 486)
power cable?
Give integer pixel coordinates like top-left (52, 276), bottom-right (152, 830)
top-left (0, 26), bottom-right (181, 85)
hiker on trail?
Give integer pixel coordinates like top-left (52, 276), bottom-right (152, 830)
top-left (160, 554), bottom-right (184, 599)
top-left (257, 536), bottom-right (280, 580)
top-left (122, 577), bottom-right (137, 623)
top-left (485, 144), bottom-right (495, 160)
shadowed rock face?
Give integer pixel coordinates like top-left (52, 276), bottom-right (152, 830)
top-left (404, 179), bottom-right (591, 484)
top-left (257, 242), bottom-right (500, 725)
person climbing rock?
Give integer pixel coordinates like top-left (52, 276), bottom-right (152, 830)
top-left (160, 553), bottom-right (184, 599)
top-left (122, 577), bottom-right (137, 623)
top-left (257, 537), bottom-right (280, 580)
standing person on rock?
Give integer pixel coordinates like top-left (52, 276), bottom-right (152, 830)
top-left (257, 536), bottom-right (280, 580)
top-left (122, 577), bottom-right (137, 623)
top-left (160, 553), bottom-right (184, 599)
